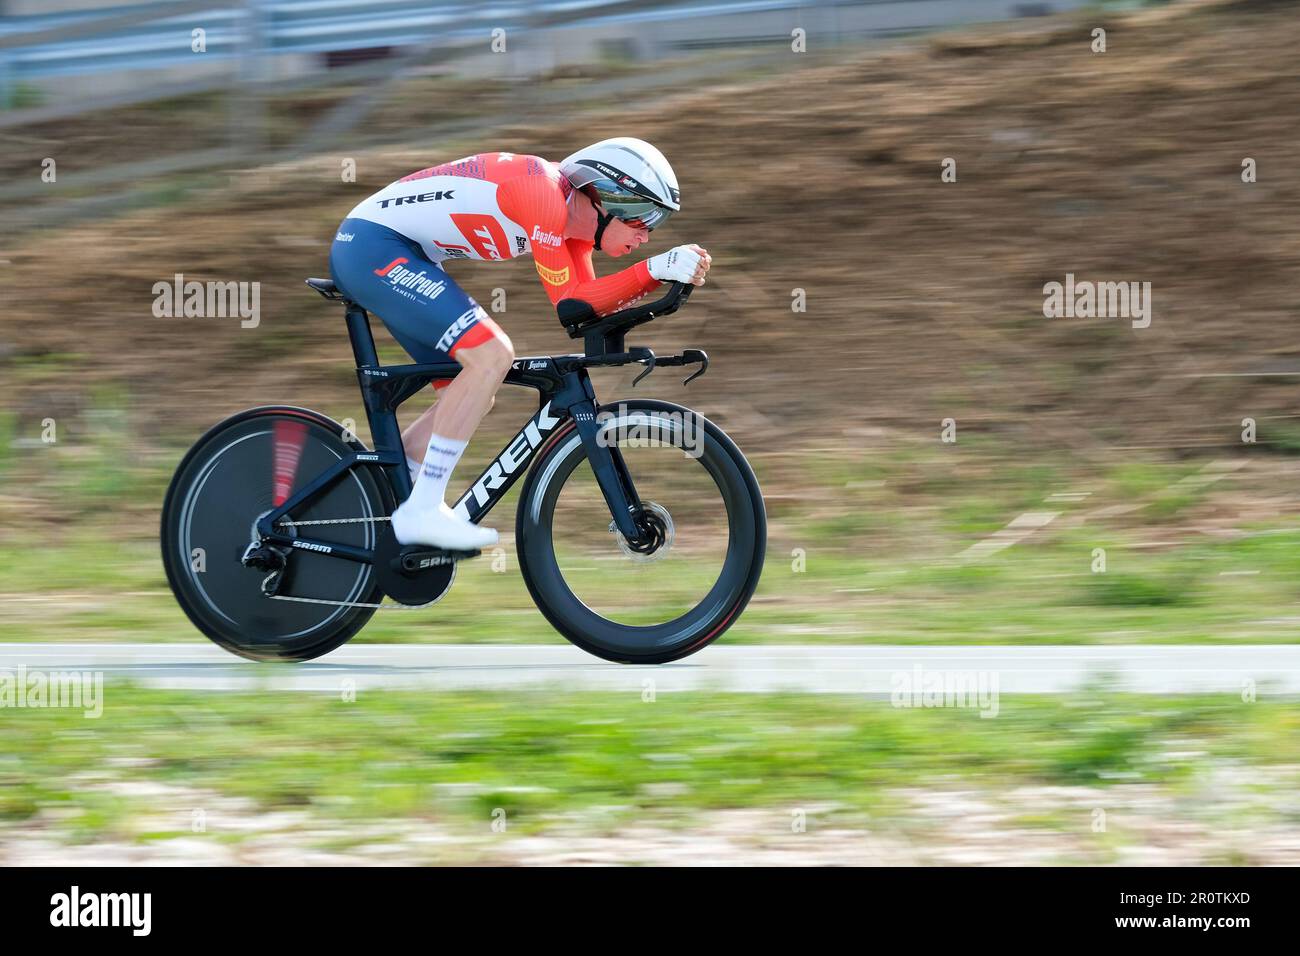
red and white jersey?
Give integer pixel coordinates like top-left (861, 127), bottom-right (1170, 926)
top-left (345, 151), bottom-right (660, 315)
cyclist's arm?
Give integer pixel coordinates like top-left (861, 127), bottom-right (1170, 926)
top-left (496, 174), bottom-right (660, 315)
top-left (548, 238), bottom-right (660, 314)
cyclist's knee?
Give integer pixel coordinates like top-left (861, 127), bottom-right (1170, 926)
top-left (474, 338), bottom-right (514, 381)
top-left (452, 318), bottom-right (513, 379)
top-left (483, 328), bottom-right (514, 365)
top-left (495, 328), bottom-right (515, 363)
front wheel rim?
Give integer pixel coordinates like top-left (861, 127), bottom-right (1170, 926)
top-left (519, 407), bottom-right (763, 660)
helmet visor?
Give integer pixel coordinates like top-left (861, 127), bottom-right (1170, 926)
top-left (584, 180), bottom-right (675, 229)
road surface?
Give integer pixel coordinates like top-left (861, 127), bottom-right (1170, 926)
top-left (1, 643), bottom-right (1297, 694)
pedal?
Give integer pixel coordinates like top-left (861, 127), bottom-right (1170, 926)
top-left (395, 546), bottom-right (480, 573)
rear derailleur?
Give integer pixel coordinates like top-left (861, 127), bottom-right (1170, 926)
top-left (241, 541), bottom-right (291, 597)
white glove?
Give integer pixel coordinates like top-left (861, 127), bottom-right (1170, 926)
top-left (646, 246), bottom-right (702, 284)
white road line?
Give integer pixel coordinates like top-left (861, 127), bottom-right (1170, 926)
top-left (1, 643), bottom-right (1296, 694)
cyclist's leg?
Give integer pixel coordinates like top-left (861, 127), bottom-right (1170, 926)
top-left (402, 330), bottom-right (513, 547)
top-left (330, 219), bottom-right (511, 546)
top-left (407, 331), bottom-right (512, 444)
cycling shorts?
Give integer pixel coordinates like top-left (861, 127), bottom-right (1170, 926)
top-left (329, 217), bottom-right (498, 363)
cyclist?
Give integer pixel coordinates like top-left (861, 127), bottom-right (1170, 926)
top-left (329, 137), bottom-right (711, 550)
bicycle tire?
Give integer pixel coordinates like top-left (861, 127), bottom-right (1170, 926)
top-left (515, 399), bottom-right (766, 664)
top-left (161, 405), bottom-right (393, 661)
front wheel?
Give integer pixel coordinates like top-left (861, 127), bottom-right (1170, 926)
top-left (516, 399), bottom-right (766, 664)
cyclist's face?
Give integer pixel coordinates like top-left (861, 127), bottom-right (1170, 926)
top-left (600, 215), bottom-right (650, 257)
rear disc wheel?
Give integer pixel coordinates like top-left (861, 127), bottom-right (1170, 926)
top-left (161, 406), bottom-right (390, 661)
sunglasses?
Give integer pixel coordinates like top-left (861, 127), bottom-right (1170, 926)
top-left (604, 200), bottom-right (673, 230)
top-left (584, 181), bottom-right (675, 230)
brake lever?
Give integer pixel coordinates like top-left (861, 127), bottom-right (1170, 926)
top-left (682, 349), bottom-right (709, 385)
top-left (632, 352), bottom-right (657, 387)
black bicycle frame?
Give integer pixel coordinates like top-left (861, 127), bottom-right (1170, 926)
top-left (252, 299), bottom-right (664, 564)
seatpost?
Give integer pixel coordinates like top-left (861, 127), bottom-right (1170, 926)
top-left (344, 302), bottom-right (409, 496)
top-left (345, 303), bottom-right (379, 368)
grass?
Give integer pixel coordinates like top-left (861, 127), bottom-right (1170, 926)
top-left (1, 82), bottom-right (44, 111)
top-left (5, 523), bottom-right (1300, 646)
top-left (1, 685), bottom-right (1296, 842)
top-left (4, 421), bottom-right (1300, 646)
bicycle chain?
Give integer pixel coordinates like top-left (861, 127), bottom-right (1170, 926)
top-left (269, 592), bottom-right (437, 610)
top-left (265, 515), bottom-right (442, 611)
top-left (276, 516), bottom-right (390, 527)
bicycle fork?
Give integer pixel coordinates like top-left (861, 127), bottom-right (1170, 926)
top-left (449, 370), bottom-right (647, 543)
top-left (568, 402), bottom-right (647, 543)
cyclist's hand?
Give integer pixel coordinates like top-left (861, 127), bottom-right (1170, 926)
top-left (647, 245), bottom-right (711, 286)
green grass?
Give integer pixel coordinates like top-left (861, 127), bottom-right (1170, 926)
top-left (1, 82), bottom-right (44, 111)
top-left (2, 686), bottom-right (1296, 841)
top-left (6, 527), bottom-right (1300, 645)
top-left (1076, 569), bottom-right (1198, 608)
top-left (5, 417), bottom-right (1300, 646)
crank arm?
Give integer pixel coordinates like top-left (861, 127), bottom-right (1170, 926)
top-left (394, 546), bottom-right (480, 572)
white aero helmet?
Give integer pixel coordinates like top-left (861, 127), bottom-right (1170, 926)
top-left (559, 136), bottom-right (680, 233)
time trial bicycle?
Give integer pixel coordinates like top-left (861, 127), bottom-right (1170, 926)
top-left (160, 279), bottom-right (766, 663)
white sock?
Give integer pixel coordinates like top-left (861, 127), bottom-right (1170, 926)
top-left (405, 434), bottom-right (467, 513)
top-left (406, 456), bottom-right (421, 483)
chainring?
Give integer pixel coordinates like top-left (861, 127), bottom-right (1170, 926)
top-left (373, 525), bottom-right (457, 606)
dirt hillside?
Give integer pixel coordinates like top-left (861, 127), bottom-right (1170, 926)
top-left (2, 0), bottom-right (1298, 454)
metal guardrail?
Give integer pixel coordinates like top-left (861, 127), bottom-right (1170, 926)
top-left (0, 2), bottom-right (489, 86)
top-left (0, 0), bottom-right (1084, 227)
top-left (0, 0), bottom-right (847, 97)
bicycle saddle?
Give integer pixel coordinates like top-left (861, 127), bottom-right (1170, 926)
top-left (305, 277), bottom-right (344, 300)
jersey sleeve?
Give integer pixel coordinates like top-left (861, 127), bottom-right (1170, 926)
top-left (496, 172), bottom-right (661, 316)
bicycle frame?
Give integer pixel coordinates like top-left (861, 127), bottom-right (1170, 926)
top-left (252, 299), bottom-right (662, 564)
